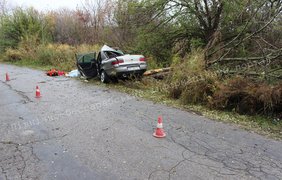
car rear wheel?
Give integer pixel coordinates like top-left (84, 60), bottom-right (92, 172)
top-left (100, 70), bottom-right (110, 83)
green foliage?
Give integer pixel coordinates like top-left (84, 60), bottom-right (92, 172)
top-left (2, 48), bottom-right (24, 62)
top-left (163, 49), bottom-right (219, 103)
top-left (0, 8), bottom-right (52, 52)
top-left (146, 57), bottom-right (161, 69)
top-left (109, 0), bottom-right (176, 66)
top-left (190, 38), bottom-right (205, 49)
top-left (1, 36), bottom-right (99, 71)
top-left (135, 25), bottom-right (175, 67)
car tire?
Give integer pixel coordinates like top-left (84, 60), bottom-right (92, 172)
top-left (100, 70), bottom-right (110, 83)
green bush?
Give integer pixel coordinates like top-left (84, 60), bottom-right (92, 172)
top-left (135, 26), bottom-right (175, 67)
top-left (180, 71), bottom-right (218, 104)
top-left (2, 48), bottom-right (24, 62)
top-left (0, 8), bottom-right (52, 52)
top-left (163, 49), bottom-right (218, 104)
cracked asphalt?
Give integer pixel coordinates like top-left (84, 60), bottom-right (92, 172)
top-left (0, 64), bottom-right (282, 180)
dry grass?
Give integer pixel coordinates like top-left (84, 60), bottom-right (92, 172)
top-left (164, 49), bottom-right (219, 104)
top-left (210, 77), bottom-right (282, 117)
top-left (1, 38), bottom-right (100, 71)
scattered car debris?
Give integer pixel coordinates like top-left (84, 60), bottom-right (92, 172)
top-left (76, 45), bottom-right (147, 83)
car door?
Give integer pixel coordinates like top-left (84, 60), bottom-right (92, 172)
top-left (97, 51), bottom-right (112, 73)
top-left (100, 51), bottom-right (111, 70)
top-left (76, 52), bottom-right (98, 78)
top-left (96, 52), bottom-right (103, 75)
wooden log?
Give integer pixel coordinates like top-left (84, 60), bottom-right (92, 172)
top-left (143, 67), bottom-right (171, 76)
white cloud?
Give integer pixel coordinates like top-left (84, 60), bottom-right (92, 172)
top-left (10, 0), bottom-right (82, 11)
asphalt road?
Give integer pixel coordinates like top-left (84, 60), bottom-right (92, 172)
top-left (0, 64), bottom-right (281, 180)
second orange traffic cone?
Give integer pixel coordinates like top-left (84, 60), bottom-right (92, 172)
top-left (35, 86), bottom-right (41, 98)
top-left (153, 116), bottom-right (166, 138)
top-left (6, 73), bottom-right (10, 81)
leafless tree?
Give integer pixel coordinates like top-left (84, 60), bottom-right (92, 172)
top-left (81, 0), bottom-right (115, 43)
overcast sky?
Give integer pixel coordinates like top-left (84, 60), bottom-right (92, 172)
top-left (10, 0), bottom-right (82, 11)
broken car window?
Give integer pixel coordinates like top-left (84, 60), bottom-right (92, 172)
top-left (105, 51), bottom-right (123, 59)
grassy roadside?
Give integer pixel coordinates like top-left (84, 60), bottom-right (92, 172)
top-left (1, 61), bottom-right (281, 140)
top-left (86, 77), bottom-right (282, 140)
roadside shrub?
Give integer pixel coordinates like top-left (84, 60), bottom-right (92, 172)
top-left (162, 49), bottom-right (281, 117)
top-left (37, 44), bottom-right (76, 69)
top-left (180, 71), bottom-right (218, 104)
top-left (135, 26), bottom-right (174, 67)
top-left (146, 57), bottom-right (162, 70)
top-left (1, 36), bottom-right (101, 71)
top-left (36, 44), bottom-right (54, 65)
top-left (164, 49), bottom-right (219, 104)
top-left (2, 48), bottom-right (24, 62)
top-left (76, 44), bottom-right (100, 54)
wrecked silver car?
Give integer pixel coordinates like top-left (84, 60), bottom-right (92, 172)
top-left (76, 45), bottom-right (147, 83)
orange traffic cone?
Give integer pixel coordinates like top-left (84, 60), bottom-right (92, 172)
top-left (6, 73), bottom-right (10, 81)
top-left (35, 86), bottom-right (41, 98)
top-left (153, 116), bottom-right (166, 138)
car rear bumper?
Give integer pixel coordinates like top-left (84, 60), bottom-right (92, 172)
top-left (116, 69), bottom-right (146, 78)
top-left (106, 64), bottom-right (147, 78)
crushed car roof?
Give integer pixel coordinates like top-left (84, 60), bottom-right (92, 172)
top-left (101, 45), bottom-right (116, 52)
top-left (101, 45), bottom-right (124, 54)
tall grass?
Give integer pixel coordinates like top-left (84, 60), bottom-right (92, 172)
top-left (164, 49), bottom-right (219, 104)
top-left (1, 38), bottom-right (100, 71)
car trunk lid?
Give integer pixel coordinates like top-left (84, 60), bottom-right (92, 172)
top-left (116, 55), bottom-right (145, 65)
